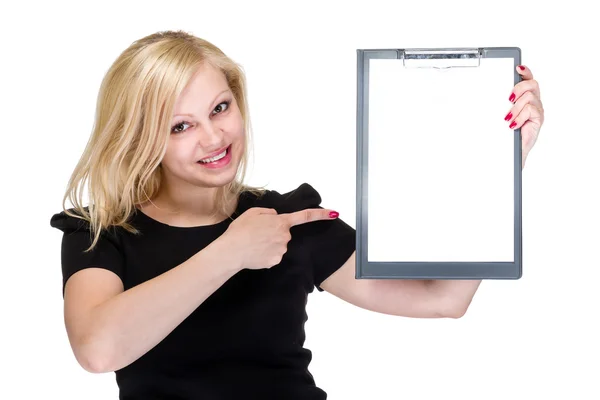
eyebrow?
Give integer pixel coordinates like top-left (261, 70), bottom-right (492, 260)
top-left (173, 89), bottom-right (230, 118)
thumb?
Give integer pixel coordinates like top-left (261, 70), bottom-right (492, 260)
top-left (245, 207), bottom-right (278, 215)
top-left (282, 208), bottom-right (339, 227)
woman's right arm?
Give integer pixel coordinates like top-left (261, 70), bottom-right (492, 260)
top-left (64, 236), bottom-right (241, 374)
top-left (63, 204), bottom-right (333, 374)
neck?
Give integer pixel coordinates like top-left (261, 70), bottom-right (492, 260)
top-left (150, 180), bottom-right (230, 224)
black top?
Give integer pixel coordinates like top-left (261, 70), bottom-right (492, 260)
top-left (49, 183), bottom-right (356, 399)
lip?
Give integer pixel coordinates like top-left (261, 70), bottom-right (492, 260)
top-left (199, 145), bottom-right (230, 161)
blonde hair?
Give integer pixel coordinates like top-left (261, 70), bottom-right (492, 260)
top-left (61, 30), bottom-right (266, 252)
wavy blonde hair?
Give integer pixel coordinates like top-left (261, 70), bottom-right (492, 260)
top-left (61, 30), bottom-right (267, 252)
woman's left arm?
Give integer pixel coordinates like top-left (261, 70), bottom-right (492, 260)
top-left (321, 65), bottom-right (544, 318)
top-left (320, 251), bottom-right (481, 318)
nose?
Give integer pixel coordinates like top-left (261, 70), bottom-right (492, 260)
top-left (196, 120), bottom-right (225, 148)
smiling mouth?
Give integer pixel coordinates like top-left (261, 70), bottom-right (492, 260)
top-left (197, 144), bottom-right (231, 164)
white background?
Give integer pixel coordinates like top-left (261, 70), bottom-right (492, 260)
top-left (1, 1), bottom-right (598, 399)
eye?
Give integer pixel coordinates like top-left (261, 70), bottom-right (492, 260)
top-left (171, 121), bottom-right (190, 134)
top-left (212, 100), bottom-right (230, 115)
top-left (171, 101), bottom-right (231, 134)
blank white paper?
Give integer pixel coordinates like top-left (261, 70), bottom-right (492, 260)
top-left (367, 57), bottom-right (515, 262)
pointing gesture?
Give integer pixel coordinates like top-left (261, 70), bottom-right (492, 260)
top-left (280, 208), bottom-right (339, 228)
top-left (220, 207), bottom-right (339, 271)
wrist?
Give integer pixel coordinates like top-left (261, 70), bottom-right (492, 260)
top-left (209, 234), bottom-right (243, 275)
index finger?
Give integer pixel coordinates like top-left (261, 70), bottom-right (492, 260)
top-left (281, 208), bottom-right (339, 227)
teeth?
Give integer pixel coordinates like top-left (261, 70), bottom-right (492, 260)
top-left (199, 149), bottom-right (227, 163)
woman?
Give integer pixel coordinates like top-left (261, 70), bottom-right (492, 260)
top-left (50, 30), bottom-right (544, 399)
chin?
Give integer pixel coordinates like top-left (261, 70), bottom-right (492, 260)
top-left (204, 173), bottom-right (237, 188)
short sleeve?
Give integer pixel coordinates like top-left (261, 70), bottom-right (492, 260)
top-left (308, 217), bottom-right (355, 292)
top-left (50, 210), bottom-right (126, 298)
top-left (272, 183), bottom-right (356, 292)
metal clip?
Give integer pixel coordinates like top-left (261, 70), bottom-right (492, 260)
top-left (399, 48), bottom-right (483, 69)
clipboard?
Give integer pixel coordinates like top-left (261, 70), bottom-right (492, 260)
top-left (355, 47), bottom-right (522, 280)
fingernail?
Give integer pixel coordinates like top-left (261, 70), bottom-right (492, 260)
top-left (509, 121), bottom-right (517, 129)
top-left (504, 112), bottom-right (513, 121)
top-left (518, 65), bottom-right (526, 71)
top-left (329, 211), bottom-right (339, 218)
top-left (509, 93), bottom-right (516, 102)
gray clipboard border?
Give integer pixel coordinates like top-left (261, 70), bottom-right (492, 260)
top-left (356, 47), bottom-right (522, 280)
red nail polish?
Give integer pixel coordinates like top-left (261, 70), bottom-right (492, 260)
top-left (329, 211), bottom-right (339, 218)
top-left (504, 112), bottom-right (513, 121)
top-left (509, 121), bottom-right (517, 129)
top-left (509, 93), bottom-right (516, 102)
top-left (518, 65), bottom-right (525, 71)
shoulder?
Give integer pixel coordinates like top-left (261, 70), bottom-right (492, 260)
top-left (259, 182), bottom-right (322, 213)
top-left (49, 207), bottom-right (122, 240)
top-left (50, 207), bottom-right (91, 233)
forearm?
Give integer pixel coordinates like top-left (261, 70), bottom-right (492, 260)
top-left (82, 237), bottom-right (240, 372)
top-left (425, 279), bottom-right (482, 318)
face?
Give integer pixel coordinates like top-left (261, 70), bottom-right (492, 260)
top-left (159, 63), bottom-right (245, 190)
